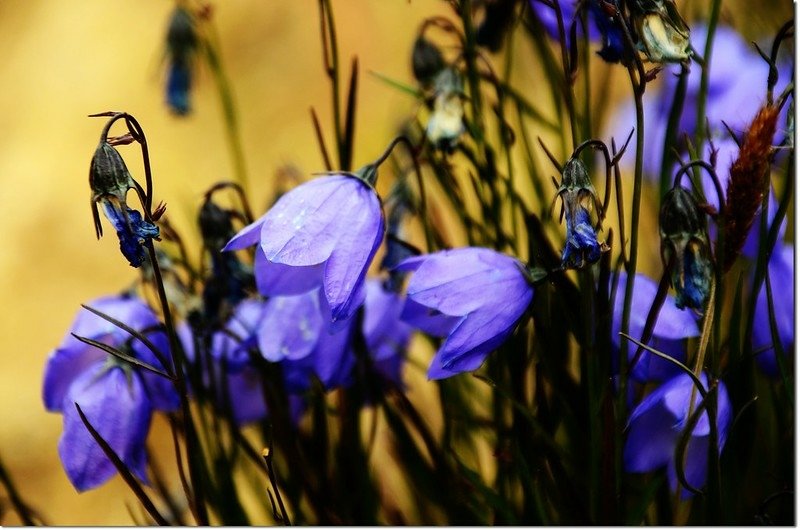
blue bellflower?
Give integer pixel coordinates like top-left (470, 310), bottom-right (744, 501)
top-left (398, 247), bottom-right (534, 380)
top-left (624, 372), bottom-right (732, 498)
top-left (43, 295), bottom-right (178, 491)
top-left (89, 141), bottom-right (159, 268)
top-left (752, 243), bottom-right (794, 377)
top-left (659, 185), bottom-right (712, 310)
top-left (554, 157), bottom-right (606, 269)
top-left (224, 174), bottom-right (385, 327)
top-left (611, 271), bottom-right (699, 382)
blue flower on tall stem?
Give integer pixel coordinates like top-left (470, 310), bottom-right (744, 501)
top-left (624, 372), bottom-right (732, 498)
top-left (224, 174), bottom-right (385, 327)
top-left (398, 247), bottom-right (534, 380)
top-left (43, 295), bottom-right (178, 491)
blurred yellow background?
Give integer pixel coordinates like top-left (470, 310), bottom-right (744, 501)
top-left (0, 0), bottom-right (791, 525)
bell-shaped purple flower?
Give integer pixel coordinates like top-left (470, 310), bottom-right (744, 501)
top-left (612, 271), bottom-right (699, 381)
top-left (43, 295), bottom-right (178, 491)
top-left (398, 247), bottom-right (534, 380)
top-left (224, 174), bottom-right (385, 327)
top-left (625, 372), bottom-right (732, 498)
top-left (752, 243), bottom-right (794, 377)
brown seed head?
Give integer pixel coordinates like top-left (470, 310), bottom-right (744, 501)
top-left (722, 104), bottom-right (779, 271)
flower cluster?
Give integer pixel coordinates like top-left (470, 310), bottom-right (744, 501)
top-left (34, 2), bottom-right (794, 525)
top-left (43, 295), bottom-right (178, 491)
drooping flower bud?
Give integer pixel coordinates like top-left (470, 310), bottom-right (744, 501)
top-left (198, 199), bottom-right (253, 323)
top-left (198, 199), bottom-right (235, 252)
top-left (411, 36), bottom-right (445, 88)
top-left (426, 67), bottom-right (465, 152)
top-left (89, 141), bottom-right (159, 268)
top-left (659, 186), bottom-right (712, 310)
top-left (553, 157), bottom-right (607, 269)
top-left (630, 0), bottom-right (691, 63)
top-left (165, 6), bottom-right (198, 115)
top-left (89, 142), bottom-right (136, 237)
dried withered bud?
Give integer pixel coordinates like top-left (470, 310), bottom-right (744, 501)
top-left (660, 186), bottom-right (712, 310)
top-left (723, 104), bottom-right (780, 270)
top-left (630, 0), bottom-right (691, 63)
top-left (553, 158), bottom-right (607, 269)
top-left (89, 141), bottom-right (136, 238)
top-left (426, 67), bottom-right (466, 152)
top-left (198, 199), bottom-right (235, 252)
top-left (412, 36), bottom-right (445, 88)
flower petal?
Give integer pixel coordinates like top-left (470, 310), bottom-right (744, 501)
top-left (405, 248), bottom-right (529, 316)
top-left (254, 248), bottom-right (325, 296)
top-left (611, 272), bottom-right (699, 381)
top-left (624, 395), bottom-right (678, 473)
top-left (223, 213), bottom-right (268, 251)
top-left (260, 176), bottom-right (363, 266)
top-left (322, 191), bottom-right (384, 322)
top-left (131, 331), bottom-right (179, 412)
top-left (44, 295), bottom-right (162, 411)
top-left (400, 298), bottom-right (461, 338)
top-left (58, 365), bottom-right (152, 491)
top-left (753, 243), bottom-right (794, 377)
top-left (363, 280), bottom-right (413, 362)
top-left (258, 291), bottom-right (323, 362)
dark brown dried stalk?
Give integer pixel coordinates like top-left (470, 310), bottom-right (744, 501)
top-left (722, 104), bottom-right (779, 271)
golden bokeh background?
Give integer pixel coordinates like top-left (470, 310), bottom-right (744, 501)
top-left (0, 0), bottom-right (791, 525)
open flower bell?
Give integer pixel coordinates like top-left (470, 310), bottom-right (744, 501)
top-left (43, 295), bottom-right (178, 491)
top-left (398, 247), bottom-right (534, 380)
top-left (224, 174), bottom-right (385, 327)
top-left (624, 372), bottom-right (732, 498)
